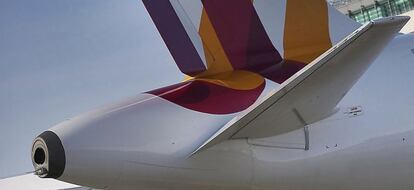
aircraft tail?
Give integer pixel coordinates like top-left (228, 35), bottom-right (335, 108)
top-left (143, 0), bottom-right (360, 82)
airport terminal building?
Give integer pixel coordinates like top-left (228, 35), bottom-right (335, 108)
top-left (331, 0), bottom-right (414, 23)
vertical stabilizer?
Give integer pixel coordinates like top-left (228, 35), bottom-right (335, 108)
top-left (143, 0), bottom-right (361, 83)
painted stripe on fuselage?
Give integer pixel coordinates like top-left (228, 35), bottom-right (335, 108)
top-left (147, 79), bottom-right (265, 114)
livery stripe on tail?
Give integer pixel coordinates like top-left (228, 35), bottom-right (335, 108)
top-left (143, 0), bottom-right (206, 76)
top-left (284, 0), bottom-right (333, 63)
top-left (143, 0), bottom-right (360, 84)
top-left (202, 0), bottom-right (283, 71)
top-left (198, 8), bottom-right (234, 76)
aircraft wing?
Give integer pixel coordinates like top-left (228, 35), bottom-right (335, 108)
top-left (193, 16), bottom-right (409, 154)
top-left (0, 174), bottom-right (94, 190)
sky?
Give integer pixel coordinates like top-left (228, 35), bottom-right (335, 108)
top-left (0, 0), bottom-right (182, 178)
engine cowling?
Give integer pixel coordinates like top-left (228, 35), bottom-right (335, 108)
top-left (30, 92), bottom-right (252, 189)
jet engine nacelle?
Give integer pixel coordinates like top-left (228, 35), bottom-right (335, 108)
top-left (31, 92), bottom-right (252, 190)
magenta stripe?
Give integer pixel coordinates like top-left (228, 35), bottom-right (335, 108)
top-left (143, 0), bottom-right (206, 76)
top-left (202, 0), bottom-right (282, 71)
top-left (260, 60), bottom-right (306, 84)
top-left (147, 80), bottom-right (265, 114)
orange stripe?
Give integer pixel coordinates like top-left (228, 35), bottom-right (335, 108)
top-left (186, 6), bottom-right (264, 91)
top-left (283, 0), bottom-right (332, 63)
top-left (198, 9), bottom-right (234, 76)
top-left (197, 70), bottom-right (264, 90)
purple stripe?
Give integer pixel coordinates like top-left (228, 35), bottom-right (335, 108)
top-left (202, 0), bottom-right (282, 71)
top-left (143, 0), bottom-right (206, 76)
top-left (260, 60), bottom-right (306, 84)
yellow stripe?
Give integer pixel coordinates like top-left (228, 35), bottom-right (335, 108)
top-left (198, 70), bottom-right (264, 90)
top-left (283, 0), bottom-right (332, 63)
top-left (185, 6), bottom-right (264, 91)
top-left (198, 9), bottom-right (234, 76)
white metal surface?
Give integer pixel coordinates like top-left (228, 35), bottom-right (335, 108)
top-left (0, 174), bottom-right (83, 190)
top-left (400, 10), bottom-right (414, 33)
top-left (192, 17), bottom-right (408, 154)
top-left (233, 16), bottom-right (408, 138)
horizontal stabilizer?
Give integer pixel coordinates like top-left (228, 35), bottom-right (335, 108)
top-left (193, 16), bottom-right (409, 154)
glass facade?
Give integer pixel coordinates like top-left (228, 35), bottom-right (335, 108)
top-left (346, 0), bottom-right (414, 23)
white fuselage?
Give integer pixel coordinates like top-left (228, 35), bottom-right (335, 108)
top-left (50, 33), bottom-right (414, 190)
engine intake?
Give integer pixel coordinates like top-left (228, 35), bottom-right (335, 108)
top-left (31, 131), bottom-right (66, 178)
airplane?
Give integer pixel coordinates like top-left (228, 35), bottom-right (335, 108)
top-left (4, 0), bottom-right (414, 189)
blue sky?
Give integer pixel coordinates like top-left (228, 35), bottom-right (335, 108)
top-left (0, 0), bottom-right (182, 178)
